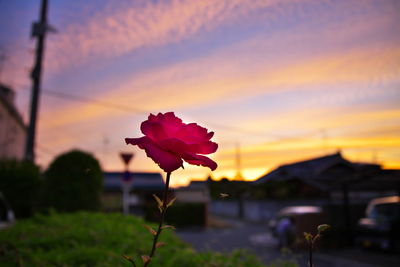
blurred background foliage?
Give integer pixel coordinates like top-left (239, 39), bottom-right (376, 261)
top-left (0, 160), bottom-right (41, 218)
top-left (41, 149), bottom-right (103, 212)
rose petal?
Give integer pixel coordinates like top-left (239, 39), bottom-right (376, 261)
top-left (162, 113), bottom-right (185, 138)
top-left (182, 153), bottom-right (217, 171)
top-left (157, 138), bottom-right (218, 155)
top-left (189, 141), bottom-right (218, 154)
top-left (125, 137), bottom-right (183, 172)
top-left (176, 123), bottom-right (214, 144)
top-left (157, 138), bottom-right (188, 155)
top-left (146, 112), bottom-right (184, 138)
top-left (141, 121), bottom-right (168, 141)
top-left (126, 112), bottom-right (218, 172)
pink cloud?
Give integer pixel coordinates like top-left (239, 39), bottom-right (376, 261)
top-left (45, 0), bottom-right (308, 73)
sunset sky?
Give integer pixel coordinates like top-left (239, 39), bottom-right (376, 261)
top-left (1, 0), bottom-right (399, 187)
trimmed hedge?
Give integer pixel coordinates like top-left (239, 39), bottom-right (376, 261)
top-left (0, 212), bottom-right (266, 266)
top-left (0, 160), bottom-right (41, 218)
top-left (145, 202), bottom-right (206, 227)
top-left (166, 203), bottom-right (206, 227)
top-left (42, 150), bottom-right (103, 212)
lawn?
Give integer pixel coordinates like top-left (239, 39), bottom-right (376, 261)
top-left (0, 211), bottom-right (268, 267)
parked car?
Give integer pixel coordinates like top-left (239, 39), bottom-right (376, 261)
top-left (357, 196), bottom-right (400, 251)
top-left (268, 206), bottom-right (326, 248)
top-left (0, 192), bottom-right (15, 229)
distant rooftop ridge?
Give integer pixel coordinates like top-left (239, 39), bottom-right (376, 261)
top-left (254, 151), bottom-right (381, 186)
top-left (103, 171), bottom-right (164, 191)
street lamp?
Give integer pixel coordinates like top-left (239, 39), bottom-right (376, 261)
top-left (120, 152), bottom-right (134, 215)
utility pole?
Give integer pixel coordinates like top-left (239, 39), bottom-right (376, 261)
top-left (25, 0), bottom-right (50, 161)
top-left (320, 128), bottom-right (328, 153)
top-left (235, 142), bottom-right (244, 181)
top-left (103, 135), bottom-right (110, 168)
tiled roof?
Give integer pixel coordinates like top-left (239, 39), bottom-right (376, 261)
top-left (254, 152), bottom-right (385, 190)
top-left (255, 152), bottom-right (348, 184)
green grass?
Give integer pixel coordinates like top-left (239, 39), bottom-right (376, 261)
top-left (0, 212), bottom-right (268, 267)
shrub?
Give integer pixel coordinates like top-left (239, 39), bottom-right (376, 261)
top-left (0, 160), bottom-right (41, 218)
top-left (145, 202), bottom-right (206, 227)
top-left (166, 203), bottom-right (206, 227)
top-left (0, 212), bottom-right (268, 266)
top-left (41, 150), bottom-right (103, 212)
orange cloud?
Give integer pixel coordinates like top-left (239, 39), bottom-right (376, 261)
top-left (38, 41), bottom-right (400, 146)
top-left (96, 43), bottom-right (400, 113)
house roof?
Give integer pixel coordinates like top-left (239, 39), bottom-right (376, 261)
top-left (254, 152), bottom-right (385, 191)
top-left (188, 180), bottom-right (208, 189)
top-left (255, 152), bottom-right (348, 183)
top-left (103, 171), bottom-right (164, 191)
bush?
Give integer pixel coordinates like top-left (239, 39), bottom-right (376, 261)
top-left (0, 160), bottom-right (41, 218)
top-left (166, 203), bottom-right (206, 227)
top-left (41, 150), bottom-right (103, 212)
top-left (0, 212), bottom-right (267, 266)
top-left (145, 202), bottom-right (206, 227)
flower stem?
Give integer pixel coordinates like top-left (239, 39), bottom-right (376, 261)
top-left (144, 172), bottom-right (172, 267)
top-left (308, 241), bottom-right (313, 267)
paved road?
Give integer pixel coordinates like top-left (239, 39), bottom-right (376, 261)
top-left (176, 217), bottom-right (400, 267)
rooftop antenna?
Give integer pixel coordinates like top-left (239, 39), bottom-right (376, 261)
top-left (320, 128), bottom-right (328, 153)
top-left (372, 150), bottom-right (378, 164)
top-left (102, 135), bottom-right (109, 169)
top-left (234, 142), bottom-right (244, 181)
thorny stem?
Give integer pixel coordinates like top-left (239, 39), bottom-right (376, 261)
top-left (143, 172), bottom-right (172, 267)
top-left (309, 234), bottom-right (321, 267)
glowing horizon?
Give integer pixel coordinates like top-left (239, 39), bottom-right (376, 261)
top-left (1, 0), bottom-right (399, 187)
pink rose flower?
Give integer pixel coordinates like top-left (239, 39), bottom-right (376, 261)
top-left (125, 112), bottom-right (218, 173)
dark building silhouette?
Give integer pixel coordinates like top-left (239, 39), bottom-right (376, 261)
top-left (254, 152), bottom-right (400, 244)
top-left (102, 171), bottom-right (165, 214)
top-left (0, 84), bottom-right (26, 160)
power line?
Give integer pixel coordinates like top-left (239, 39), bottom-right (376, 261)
top-left (37, 143), bottom-right (56, 157)
top-left (34, 88), bottom-right (386, 161)
top-left (40, 88), bottom-right (310, 140)
top-left (42, 89), bottom-right (149, 114)
top-left (31, 88), bottom-right (398, 164)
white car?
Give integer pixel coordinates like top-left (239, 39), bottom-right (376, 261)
top-left (357, 196), bottom-right (400, 251)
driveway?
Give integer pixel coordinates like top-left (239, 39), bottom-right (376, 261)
top-left (176, 216), bottom-right (400, 267)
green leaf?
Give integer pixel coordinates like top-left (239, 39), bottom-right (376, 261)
top-left (152, 194), bottom-right (163, 212)
top-left (122, 255), bottom-right (136, 266)
top-left (122, 254), bottom-right (132, 261)
top-left (144, 225), bottom-right (157, 236)
top-left (167, 197), bottom-right (176, 208)
top-left (141, 255), bottom-right (151, 264)
top-left (156, 242), bottom-right (166, 248)
top-left (303, 232), bottom-right (313, 242)
top-left (317, 224), bottom-right (330, 234)
top-left (161, 225), bottom-right (176, 230)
